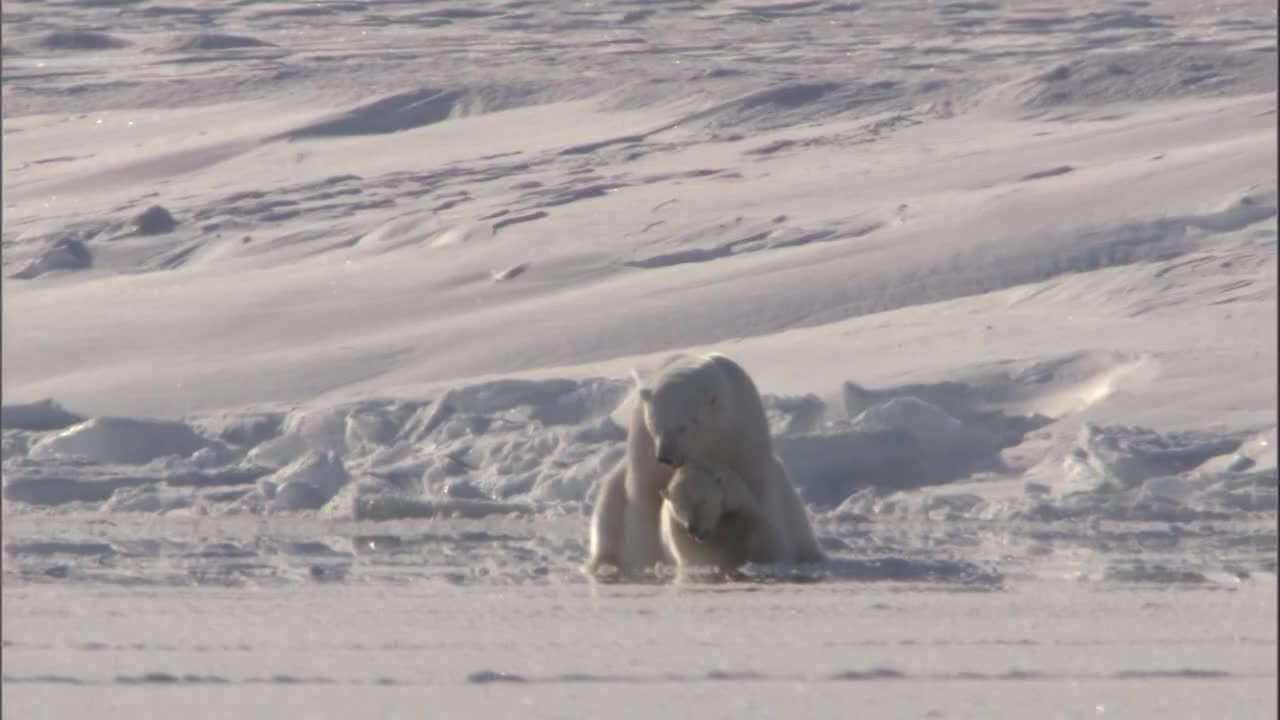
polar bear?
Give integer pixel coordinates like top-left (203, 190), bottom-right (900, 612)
top-left (659, 462), bottom-right (787, 578)
top-left (585, 352), bottom-right (823, 580)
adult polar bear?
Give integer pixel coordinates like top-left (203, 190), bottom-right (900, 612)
top-left (586, 352), bottom-right (824, 579)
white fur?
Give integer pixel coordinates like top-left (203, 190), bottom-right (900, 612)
top-left (586, 352), bottom-right (823, 581)
top-left (659, 463), bottom-right (788, 579)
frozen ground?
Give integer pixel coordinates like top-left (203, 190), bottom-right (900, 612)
top-left (3, 525), bottom-right (1275, 719)
top-left (2, 0), bottom-right (1277, 717)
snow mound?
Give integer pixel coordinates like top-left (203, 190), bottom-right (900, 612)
top-left (134, 206), bottom-right (178, 235)
top-left (1035, 423), bottom-right (1278, 520)
top-left (259, 451), bottom-right (349, 512)
top-left (1, 399), bottom-right (85, 431)
top-left (279, 85), bottom-right (564, 140)
top-left (831, 422), bottom-right (1277, 525)
top-left (10, 238), bottom-right (93, 280)
top-left (782, 393), bottom-right (1049, 508)
top-left (27, 417), bottom-right (215, 465)
top-left (3, 367), bottom-right (1272, 532)
top-left (1061, 424), bottom-right (1246, 494)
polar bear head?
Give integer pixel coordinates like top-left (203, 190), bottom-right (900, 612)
top-left (659, 462), bottom-right (734, 542)
top-left (632, 357), bottom-right (732, 469)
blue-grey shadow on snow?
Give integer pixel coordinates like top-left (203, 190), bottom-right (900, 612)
top-left (735, 556), bottom-right (1004, 588)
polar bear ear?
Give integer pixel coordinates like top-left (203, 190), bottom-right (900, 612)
top-left (631, 369), bottom-right (654, 403)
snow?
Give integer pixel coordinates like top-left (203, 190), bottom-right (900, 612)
top-left (2, 0), bottom-right (1276, 716)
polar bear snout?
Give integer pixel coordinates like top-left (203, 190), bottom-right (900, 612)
top-left (685, 521), bottom-right (709, 542)
top-left (684, 506), bottom-right (720, 542)
top-left (660, 427), bottom-right (691, 468)
top-left (655, 437), bottom-right (683, 468)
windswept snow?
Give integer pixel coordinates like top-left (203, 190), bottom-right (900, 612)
top-left (2, 0), bottom-right (1276, 716)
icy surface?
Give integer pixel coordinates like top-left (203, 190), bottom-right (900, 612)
top-left (2, 0), bottom-right (1276, 716)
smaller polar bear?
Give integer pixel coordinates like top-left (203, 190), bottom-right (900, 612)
top-left (659, 462), bottom-right (790, 578)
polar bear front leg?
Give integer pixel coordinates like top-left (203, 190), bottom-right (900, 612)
top-left (622, 484), bottom-right (666, 573)
top-left (587, 458), bottom-right (629, 576)
top-left (587, 459), bottom-right (667, 580)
